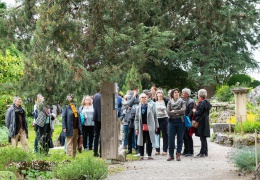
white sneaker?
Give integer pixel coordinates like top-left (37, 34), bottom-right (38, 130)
top-left (133, 153), bottom-right (140, 157)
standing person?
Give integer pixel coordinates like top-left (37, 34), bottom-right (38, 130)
top-left (150, 86), bottom-right (157, 102)
top-left (79, 95), bottom-right (95, 151)
top-left (5, 96), bottom-right (28, 150)
top-left (181, 88), bottom-right (195, 157)
top-left (93, 92), bottom-right (101, 157)
top-left (155, 89), bottom-right (169, 156)
top-left (126, 88), bottom-right (139, 155)
top-left (62, 94), bottom-right (83, 157)
top-left (167, 88), bottom-right (186, 161)
top-left (121, 92), bottom-right (133, 149)
top-left (192, 89), bottom-right (211, 157)
top-left (32, 94), bottom-right (44, 153)
top-left (135, 93), bottom-right (159, 160)
top-left (143, 90), bottom-right (156, 108)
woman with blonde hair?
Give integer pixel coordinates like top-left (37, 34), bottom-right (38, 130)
top-left (78, 95), bottom-right (94, 150)
top-left (32, 93), bottom-right (44, 152)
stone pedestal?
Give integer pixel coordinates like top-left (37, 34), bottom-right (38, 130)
top-left (231, 88), bottom-right (250, 122)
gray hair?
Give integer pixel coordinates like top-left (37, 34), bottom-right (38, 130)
top-left (198, 89), bottom-right (207, 98)
top-left (182, 88), bottom-right (191, 96)
top-left (66, 94), bottom-right (74, 101)
top-left (139, 93), bottom-right (147, 100)
top-left (13, 96), bottom-right (21, 103)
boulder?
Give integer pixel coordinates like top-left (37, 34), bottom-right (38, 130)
top-left (247, 85), bottom-right (260, 105)
top-left (212, 123), bottom-right (235, 133)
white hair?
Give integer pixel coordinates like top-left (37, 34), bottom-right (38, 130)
top-left (198, 89), bottom-right (207, 98)
top-left (139, 93), bottom-right (147, 100)
top-left (182, 88), bottom-right (191, 96)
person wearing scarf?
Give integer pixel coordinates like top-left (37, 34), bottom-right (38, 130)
top-left (5, 96), bottom-right (28, 150)
top-left (135, 93), bottom-right (159, 160)
top-left (192, 89), bottom-right (211, 157)
top-left (62, 94), bottom-right (83, 157)
top-left (167, 88), bottom-right (186, 161)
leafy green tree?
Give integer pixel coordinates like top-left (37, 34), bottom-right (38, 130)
top-left (122, 63), bottom-right (142, 93)
top-left (227, 74), bottom-right (252, 86)
top-left (1, 0), bottom-right (259, 100)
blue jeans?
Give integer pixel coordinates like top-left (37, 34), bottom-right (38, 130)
top-left (168, 118), bottom-right (185, 157)
top-left (122, 125), bottom-right (129, 147)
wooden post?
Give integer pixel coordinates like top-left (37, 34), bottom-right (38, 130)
top-left (255, 129), bottom-right (258, 170)
top-left (101, 83), bottom-right (118, 160)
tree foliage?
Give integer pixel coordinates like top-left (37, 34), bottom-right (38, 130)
top-left (0, 0), bottom-right (259, 100)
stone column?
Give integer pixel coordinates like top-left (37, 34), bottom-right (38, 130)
top-left (231, 88), bottom-right (250, 122)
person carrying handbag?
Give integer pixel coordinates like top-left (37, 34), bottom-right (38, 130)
top-left (135, 93), bottom-right (159, 160)
top-left (192, 89), bottom-right (212, 158)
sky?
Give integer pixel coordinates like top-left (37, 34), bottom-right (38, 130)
top-left (2, 0), bottom-right (260, 80)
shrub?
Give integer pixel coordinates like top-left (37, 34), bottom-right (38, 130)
top-left (0, 126), bottom-right (9, 145)
top-left (0, 171), bottom-right (17, 180)
top-left (214, 85), bottom-right (233, 102)
top-left (234, 121), bottom-right (260, 133)
top-left (0, 146), bottom-right (32, 171)
top-left (52, 157), bottom-right (108, 180)
top-left (231, 146), bottom-right (260, 172)
top-left (227, 74), bottom-right (251, 86)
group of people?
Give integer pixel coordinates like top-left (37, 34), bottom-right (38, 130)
top-left (4, 86), bottom-right (211, 161)
top-left (120, 87), bottom-right (211, 161)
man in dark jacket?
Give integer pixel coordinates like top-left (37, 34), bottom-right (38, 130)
top-left (5, 96), bottom-right (28, 150)
top-left (93, 92), bottom-right (101, 157)
top-left (181, 88), bottom-right (195, 156)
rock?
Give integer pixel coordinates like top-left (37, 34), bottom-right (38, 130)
top-left (247, 85), bottom-right (260, 105)
top-left (212, 123), bottom-right (235, 133)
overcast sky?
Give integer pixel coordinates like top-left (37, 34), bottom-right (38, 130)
top-left (2, 0), bottom-right (260, 80)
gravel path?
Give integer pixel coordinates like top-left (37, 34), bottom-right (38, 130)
top-left (107, 133), bottom-right (250, 180)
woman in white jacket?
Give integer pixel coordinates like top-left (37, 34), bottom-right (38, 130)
top-left (135, 93), bottom-right (159, 160)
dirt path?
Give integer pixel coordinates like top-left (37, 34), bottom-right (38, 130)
top-left (107, 134), bottom-right (250, 180)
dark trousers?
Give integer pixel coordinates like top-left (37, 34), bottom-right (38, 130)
top-left (94, 121), bottom-right (101, 156)
top-left (37, 123), bottom-right (51, 154)
top-left (156, 117), bottom-right (168, 153)
top-left (168, 118), bottom-right (185, 157)
top-left (82, 125), bottom-right (94, 150)
top-left (139, 131), bottom-right (152, 156)
top-left (127, 127), bottom-right (135, 152)
top-left (200, 136), bottom-right (208, 155)
top-left (183, 128), bottom-right (194, 154)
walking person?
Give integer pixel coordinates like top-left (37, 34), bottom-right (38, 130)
top-left (193, 89), bottom-right (212, 157)
top-left (5, 96), bottom-right (28, 150)
top-left (135, 93), bottom-right (159, 160)
top-left (167, 88), bottom-right (186, 161)
top-left (93, 91), bottom-right (102, 157)
top-left (62, 94), bottom-right (83, 157)
top-left (181, 88), bottom-right (195, 157)
top-left (79, 95), bottom-right (95, 151)
top-left (155, 89), bottom-right (169, 156)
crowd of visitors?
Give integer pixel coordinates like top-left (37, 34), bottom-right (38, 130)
top-left (5, 86), bottom-right (211, 161)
